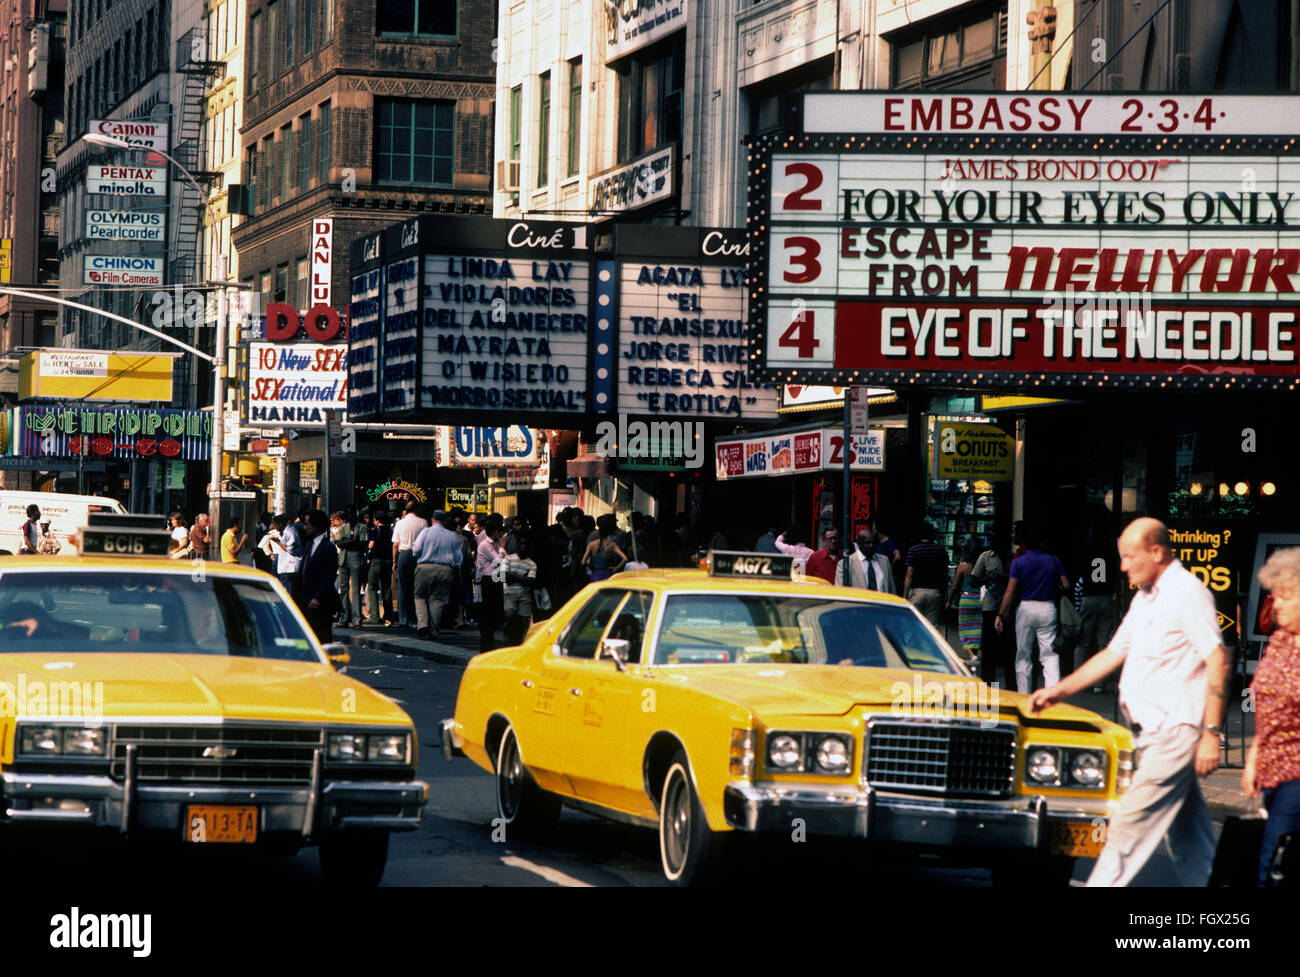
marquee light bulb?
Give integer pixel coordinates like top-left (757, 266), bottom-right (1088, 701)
top-left (1235, 482), bottom-right (1250, 496)
top-left (1263, 482), bottom-right (1277, 496)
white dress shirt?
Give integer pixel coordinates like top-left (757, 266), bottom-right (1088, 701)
top-left (1109, 560), bottom-right (1223, 735)
top-left (393, 514), bottom-right (428, 552)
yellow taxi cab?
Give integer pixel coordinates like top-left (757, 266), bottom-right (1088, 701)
top-left (0, 513), bottom-right (426, 886)
top-left (443, 551), bottom-right (1133, 885)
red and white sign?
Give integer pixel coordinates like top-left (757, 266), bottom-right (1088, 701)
top-left (311, 218), bottom-right (333, 305)
top-left (90, 118), bottom-right (169, 151)
top-left (247, 342), bottom-right (348, 428)
top-left (715, 426), bottom-right (882, 480)
top-left (752, 93), bottom-right (1300, 388)
top-left (803, 94), bottom-right (1293, 136)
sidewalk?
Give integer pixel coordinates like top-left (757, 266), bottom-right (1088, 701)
top-left (338, 625), bottom-right (1259, 819)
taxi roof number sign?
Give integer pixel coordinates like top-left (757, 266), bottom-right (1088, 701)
top-left (708, 550), bottom-right (803, 580)
top-left (77, 512), bottom-right (172, 557)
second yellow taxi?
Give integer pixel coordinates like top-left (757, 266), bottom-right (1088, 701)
top-left (444, 551), bottom-right (1133, 885)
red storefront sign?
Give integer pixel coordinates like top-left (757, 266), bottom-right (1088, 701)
top-left (834, 301), bottom-right (1300, 377)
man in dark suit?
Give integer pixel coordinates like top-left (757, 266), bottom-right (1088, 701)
top-left (296, 509), bottom-right (340, 643)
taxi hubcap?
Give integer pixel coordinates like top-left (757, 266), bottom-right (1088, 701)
top-left (664, 774), bottom-right (689, 870)
top-left (500, 737), bottom-right (523, 817)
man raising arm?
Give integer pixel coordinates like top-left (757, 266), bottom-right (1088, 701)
top-left (1028, 517), bottom-right (1230, 886)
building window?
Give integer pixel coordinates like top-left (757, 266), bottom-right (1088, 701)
top-left (890, 3), bottom-right (1006, 90)
top-left (536, 71), bottom-right (550, 187)
top-left (245, 146), bottom-right (258, 214)
top-left (376, 0), bottom-right (456, 37)
top-left (275, 264), bottom-right (289, 304)
top-left (267, 2), bottom-right (278, 79)
top-left (746, 56), bottom-right (833, 137)
top-left (323, 0), bottom-right (333, 42)
top-left (317, 100), bottom-right (331, 184)
top-left (249, 13), bottom-right (260, 93)
top-left (303, 0), bottom-right (314, 53)
top-left (508, 84), bottom-right (521, 164)
top-left (297, 258), bottom-right (310, 308)
top-left (261, 136), bottom-right (274, 211)
top-left (375, 99), bottom-right (454, 185)
top-left (286, 0), bottom-right (297, 66)
top-left (281, 124), bottom-right (293, 197)
top-left (567, 58), bottom-right (582, 177)
top-left (299, 112), bottom-right (313, 190)
top-left (614, 34), bottom-right (684, 163)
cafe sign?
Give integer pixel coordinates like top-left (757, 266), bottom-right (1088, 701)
top-left (366, 478), bottom-right (427, 506)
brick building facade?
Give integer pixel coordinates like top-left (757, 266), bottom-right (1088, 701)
top-left (231, 0), bottom-right (496, 309)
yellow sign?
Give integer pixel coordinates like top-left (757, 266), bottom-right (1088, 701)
top-left (19, 349), bottom-right (175, 402)
top-left (933, 421), bottom-right (1015, 481)
top-left (980, 395), bottom-right (1068, 411)
top-left (0, 238), bottom-right (11, 283)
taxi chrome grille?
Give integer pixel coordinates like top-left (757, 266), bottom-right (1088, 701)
top-left (110, 724), bottom-right (323, 786)
top-left (865, 720), bottom-right (1017, 797)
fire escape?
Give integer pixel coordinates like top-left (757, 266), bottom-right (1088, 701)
top-left (171, 26), bottom-right (224, 288)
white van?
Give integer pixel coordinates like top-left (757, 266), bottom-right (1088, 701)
top-left (0, 491), bottom-right (128, 554)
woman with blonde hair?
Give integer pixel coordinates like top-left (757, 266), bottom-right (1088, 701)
top-left (1243, 546), bottom-right (1300, 884)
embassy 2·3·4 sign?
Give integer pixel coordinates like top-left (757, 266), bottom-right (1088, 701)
top-left (748, 92), bottom-right (1300, 391)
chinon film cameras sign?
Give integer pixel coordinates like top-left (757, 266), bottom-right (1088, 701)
top-left (749, 93), bottom-right (1300, 390)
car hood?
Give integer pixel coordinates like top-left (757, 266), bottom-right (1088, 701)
top-left (0, 652), bottom-right (409, 725)
top-left (649, 664), bottom-right (1107, 725)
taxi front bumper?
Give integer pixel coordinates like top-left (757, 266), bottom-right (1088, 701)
top-left (723, 782), bottom-right (1110, 850)
top-left (1, 770), bottom-right (428, 837)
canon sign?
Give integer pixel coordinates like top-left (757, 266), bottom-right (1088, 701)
top-left (90, 119), bottom-right (169, 151)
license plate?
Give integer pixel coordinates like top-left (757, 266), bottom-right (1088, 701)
top-left (1049, 820), bottom-right (1104, 858)
top-left (185, 805), bottom-right (258, 844)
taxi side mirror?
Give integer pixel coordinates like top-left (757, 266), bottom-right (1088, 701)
top-left (322, 642), bottom-right (350, 670)
top-left (601, 638), bottom-right (630, 672)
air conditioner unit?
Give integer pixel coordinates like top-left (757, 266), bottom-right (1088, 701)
top-left (496, 158), bottom-right (520, 192)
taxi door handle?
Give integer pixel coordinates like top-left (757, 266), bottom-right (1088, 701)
top-left (520, 680), bottom-right (534, 689)
top-left (569, 688), bottom-right (583, 697)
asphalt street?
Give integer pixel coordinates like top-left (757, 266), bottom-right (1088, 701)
top-left (2, 642), bottom-right (1229, 887)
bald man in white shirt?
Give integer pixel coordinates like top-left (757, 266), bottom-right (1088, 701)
top-left (1029, 517), bottom-right (1229, 886)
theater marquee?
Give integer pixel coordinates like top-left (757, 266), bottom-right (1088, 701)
top-left (748, 92), bottom-right (1300, 390)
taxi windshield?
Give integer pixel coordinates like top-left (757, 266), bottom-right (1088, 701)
top-left (0, 571), bottom-right (319, 662)
top-left (653, 594), bottom-right (958, 672)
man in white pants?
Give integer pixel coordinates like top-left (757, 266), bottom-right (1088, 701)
top-left (995, 527), bottom-right (1070, 693)
top-left (1029, 517), bottom-right (1229, 886)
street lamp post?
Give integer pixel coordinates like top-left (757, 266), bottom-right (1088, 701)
top-left (84, 132), bottom-right (232, 542)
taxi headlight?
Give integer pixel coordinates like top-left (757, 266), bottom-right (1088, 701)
top-left (1069, 750), bottom-right (1106, 789)
top-left (768, 734), bottom-right (803, 771)
top-left (1026, 747), bottom-right (1061, 785)
top-left (62, 727), bottom-right (107, 756)
top-left (327, 733), bottom-right (367, 761)
top-left (19, 725), bottom-right (62, 756)
top-left (814, 735), bottom-right (852, 774)
top-left (366, 734), bottom-right (410, 763)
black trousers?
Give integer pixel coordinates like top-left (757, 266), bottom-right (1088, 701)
top-left (979, 609), bottom-right (1016, 689)
top-left (305, 606), bottom-right (334, 645)
top-left (479, 579), bottom-right (504, 654)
